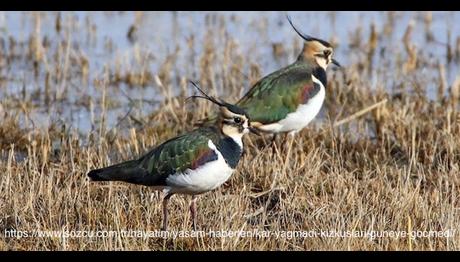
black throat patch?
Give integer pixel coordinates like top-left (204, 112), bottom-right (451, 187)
top-left (312, 67), bottom-right (327, 88)
top-left (216, 137), bottom-right (242, 169)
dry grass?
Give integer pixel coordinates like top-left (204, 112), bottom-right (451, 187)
top-left (1, 11), bottom-right (460, 251)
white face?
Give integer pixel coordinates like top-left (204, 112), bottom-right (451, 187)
top-left (315, 56), bottom-right (328, 70)
top-left (220, 107), bottom-right (250, 137)
top-left (314, 48), bottom-right (333, 70)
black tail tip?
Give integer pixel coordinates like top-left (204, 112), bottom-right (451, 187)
top-left (87, 169), bottom-right (105, 181)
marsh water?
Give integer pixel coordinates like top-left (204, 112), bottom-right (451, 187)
top-left (1, 11), bottom-right (459, 134)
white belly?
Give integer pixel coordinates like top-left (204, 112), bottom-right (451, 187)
top-left (259, 83), bottom-right (325, 134)
top-left (164, 140), bottom-right (234, 194)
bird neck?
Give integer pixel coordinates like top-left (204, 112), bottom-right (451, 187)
top-left (293, 57), bottom-right (328, 88)
top-left (219, 122), bottom-right (244, 149)
top-left (226, 133), bottom-right (243, 149)
top-left (216, 135), bottom-right (243, 169)
top-left (311, 66), bottom-right (327, 88)
top-left (221, 128), bottom-right (243, 149)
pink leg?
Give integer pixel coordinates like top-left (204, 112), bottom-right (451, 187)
top-left (161, 193), bottom-right (174, 231)
top-left (190, 195), bottom-right (198, 231)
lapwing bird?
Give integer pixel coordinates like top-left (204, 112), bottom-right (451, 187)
top-left (237, 16), bottom-right (341, 137)
top-left (200, 16), bottom-right (340, 145)
top-left (87, 82), bottom-right (259, 231)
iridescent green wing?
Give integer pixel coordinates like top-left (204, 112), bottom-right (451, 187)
top-left (138, 127), bottom-right (220, 185)
top-left (237, 62), bottom-right (318, 125)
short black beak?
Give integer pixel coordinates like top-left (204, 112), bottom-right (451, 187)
top-left (332, 59), bottom-right (341, 67)
top-left (248, 126), bottom-right (261, 136)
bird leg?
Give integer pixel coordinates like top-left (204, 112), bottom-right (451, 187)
top-left (190, 195), bottom-right (198, 231)
top-left (282, 132), bottom-right (295, 173)
top-left (270, 133), bottom-right (278, 146)
top-left (161, 193), bottom-right (174, 231)
top-left (270, 133), bottom-right (279, 154)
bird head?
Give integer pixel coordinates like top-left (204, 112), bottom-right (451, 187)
top-left (287, 15), bottom-right (341, 70)
top-left (187, 81), bottom-right (260, 138)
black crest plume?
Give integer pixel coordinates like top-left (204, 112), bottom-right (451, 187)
top-left (186, 81), bottom-right (224, 106)
top-left (286, 15), bottom-right (332, 48)
top-left (186, 81), bottom-right (248, 116)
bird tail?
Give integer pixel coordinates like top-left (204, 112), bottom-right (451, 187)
top-left (87, 159), bottom-right (149, 185)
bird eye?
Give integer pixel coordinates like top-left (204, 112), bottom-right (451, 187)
top-left (324, 50), bottom-right (332, 57)
top-left (233, 117), bottom-right (242, 124)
